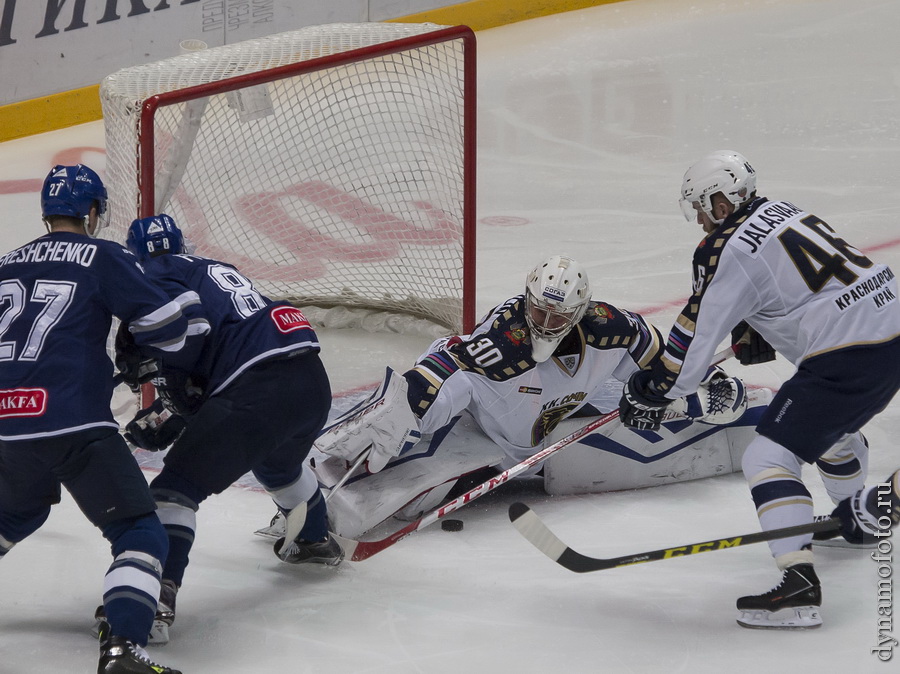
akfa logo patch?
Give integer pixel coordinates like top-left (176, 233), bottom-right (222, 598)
top-left (0, 388), bottom-right (48, 418)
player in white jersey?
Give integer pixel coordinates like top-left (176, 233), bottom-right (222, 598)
top-left (619, 150), bottom-right (900, 629)
top-left (298, 255), bottom-right (763, 539)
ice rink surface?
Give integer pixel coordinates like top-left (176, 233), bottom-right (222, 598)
top-left (2, 0), bottom-right (899, 671)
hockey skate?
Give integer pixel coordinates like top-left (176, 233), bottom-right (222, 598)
top-left (254, 510), bottom-right (286, 539)
top-left (98, 634), bottom-right (182, 674)
top-left (736, 563), bottom-right (822, 629)
top-left (274, 533), bottom-right (345, 566)
top-left (92, 579), bottom-right (178, 645)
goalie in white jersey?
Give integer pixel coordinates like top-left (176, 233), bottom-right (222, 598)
top-left (619, 150), bottom-right (900, 629)
top-left (298, 255), bottom-right (765, 540)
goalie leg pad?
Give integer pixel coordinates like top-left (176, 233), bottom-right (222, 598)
top-left (314, 413), bottom-right (504, 538)
top-left (543, 387), bottom-right (771, 496)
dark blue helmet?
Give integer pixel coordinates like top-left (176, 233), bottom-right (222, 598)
top-left (126, 214), bottom-right (185, 262)
top-left (40, 164), bottom-right (108, 220)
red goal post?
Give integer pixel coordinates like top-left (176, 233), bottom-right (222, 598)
top-left (100, 23), bottom-right (476, 335)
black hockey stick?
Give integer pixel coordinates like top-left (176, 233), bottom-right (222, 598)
top-left (508, 502), bottom-right (841, 573)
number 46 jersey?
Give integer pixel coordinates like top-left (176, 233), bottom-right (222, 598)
top-left (660, 197), bottom-right (900, 399)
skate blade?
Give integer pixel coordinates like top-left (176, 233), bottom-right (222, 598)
top-left (90, 618), bottom-right (170, 645)
top-left (736, 606), bottom-right (822, 630)
top-left (254, 512), bottom-right (286, 540)
top-left (149, 618), bottom-right (170, 645)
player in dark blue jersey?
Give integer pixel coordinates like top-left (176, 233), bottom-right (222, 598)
top-left (0, 165), bottom-right (186, 674)
top-left (118, 213), bottom-right (341, 643)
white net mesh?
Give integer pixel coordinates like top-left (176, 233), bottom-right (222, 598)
top-left (100, 23), bottom-right (472, 333)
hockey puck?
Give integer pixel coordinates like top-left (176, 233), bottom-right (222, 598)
top-left (441, 519), bottom-right (464, 532)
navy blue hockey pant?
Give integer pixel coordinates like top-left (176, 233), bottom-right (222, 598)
top-left (756, 336), bottom-right (900, 463)
top-left (0, 427), bottom-right (167, 645)
top-left (149, 350), bottom-right (331, 584)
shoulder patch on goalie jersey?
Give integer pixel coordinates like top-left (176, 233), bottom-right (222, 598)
top-left (581, 302), bottom-right (662, 370)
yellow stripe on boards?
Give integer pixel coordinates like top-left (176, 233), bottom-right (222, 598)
top-left (0, 0), bottom-right (630, 142)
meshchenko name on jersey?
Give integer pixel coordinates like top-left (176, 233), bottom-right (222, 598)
top-left (0, 240), bottom-right (97, 267)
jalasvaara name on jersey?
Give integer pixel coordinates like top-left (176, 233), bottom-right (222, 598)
top-left (734, 202), bottom-right (803, 254)
top-left (0, 240), bottom-right (98, 268)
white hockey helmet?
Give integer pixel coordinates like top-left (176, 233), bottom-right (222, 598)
top-left (525, 255), bottom-right (591, 362)
top-left (679, 150), bottom-right (757, 225)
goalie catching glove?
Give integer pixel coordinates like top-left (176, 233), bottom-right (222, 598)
top-left (621, 367), bottom-right (748, 432)
top-left (314, 367), bottom-right (422, 473)
top-left (124, 398), bottom-right (187, 452)
top-left (669, 366), bottom-right (748, 425)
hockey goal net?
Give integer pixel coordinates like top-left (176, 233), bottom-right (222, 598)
top-left (100, 23), bottom-right (476, 335)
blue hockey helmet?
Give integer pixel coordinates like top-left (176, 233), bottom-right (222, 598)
top-left (126, 214), bottom-right (185, 262)
top-left (40, 164), bottom-right (108, 222)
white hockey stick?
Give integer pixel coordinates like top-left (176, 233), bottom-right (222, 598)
top-left (325, 448), bottom-right (371, 504)
top-left (255, 449), bottom-right (371, 541)
top-left (333, 347), bottom-right (735, 562)
top-left (275, 502), bottom-right (307, 558)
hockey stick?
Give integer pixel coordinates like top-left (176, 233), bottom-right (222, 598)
top-left (325, 448), bottom-right (370, 504)
top-left (255, 450), bottom-right (371, 540)
top-left (508, 502), bottom-right (841, 572)
top-left (332, 407), bottom-right (622, 561)
top-left (274, 502), bottom-right (307, 558)
top-left (333, 347), bottom-right (736, 562)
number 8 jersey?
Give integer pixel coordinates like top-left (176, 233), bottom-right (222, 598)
top-left (658, 197), bottom-right (900, 400)
top-left (139, 253), bottom-right (320, 397)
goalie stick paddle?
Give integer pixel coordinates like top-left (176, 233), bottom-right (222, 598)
top-left (507, 502), bottom-right (841, 573)
top-left (333, 347), bottom-right (736, 562)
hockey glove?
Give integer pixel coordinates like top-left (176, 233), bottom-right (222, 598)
top-left (152, 367), bottom-right (204, 417)
top-left (619, 370), bottom-right (671, 432)
top-left (124, 398), bottom-right (187, 452)
top-left (114, 323), bottom-right (158, 390)
top-left (832, 475), bottom-right (900, 545)
top-left (671, 366), bottom-right (748, 425)
top-left (731, 321), bottom-right (776, 365)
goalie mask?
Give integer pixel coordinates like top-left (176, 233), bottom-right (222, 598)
top-left (127, 214), bottom-right (185, 262)
top-left (679, 150), bottom-right (757, 225)
top-left (525, 255), bottom-right (591, 362)
top-left (40, 164), bottom-right (109, 235)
